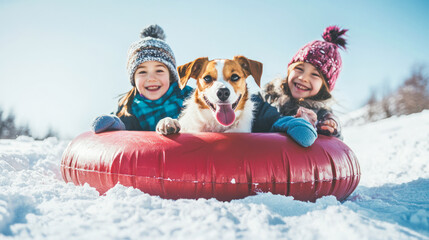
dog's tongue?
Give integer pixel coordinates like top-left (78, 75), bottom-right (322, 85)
top-left (215, 104), bottom-right (235, 126)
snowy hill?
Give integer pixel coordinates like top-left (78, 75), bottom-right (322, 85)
top-left (1, 111), bottom-right (429, 239)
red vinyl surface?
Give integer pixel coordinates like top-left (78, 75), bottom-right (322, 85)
top-left (61, 131), bottom-right (360, 202)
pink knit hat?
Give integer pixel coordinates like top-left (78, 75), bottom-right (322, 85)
top-left (288, 26), bottom-right (348, 91)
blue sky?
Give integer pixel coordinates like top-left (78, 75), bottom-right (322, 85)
top-left (1, 0), bottom-right (428, 138)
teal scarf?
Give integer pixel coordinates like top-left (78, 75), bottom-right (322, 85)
top-left (131, 82), bottom-right (193, 131)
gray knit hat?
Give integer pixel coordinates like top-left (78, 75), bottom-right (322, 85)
top-left (126, 24), bottom-right (179, 86)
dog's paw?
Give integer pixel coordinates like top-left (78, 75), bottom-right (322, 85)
top-left (156, 117), bottom-right (181, 135)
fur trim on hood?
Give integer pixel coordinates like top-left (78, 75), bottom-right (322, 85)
top-left (262, 77), bottom-right (332, 116)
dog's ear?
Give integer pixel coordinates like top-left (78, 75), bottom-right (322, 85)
top-left (233, 55), bottom-right (263, 87)
top-left (177, 57), bottom-right (209, 89)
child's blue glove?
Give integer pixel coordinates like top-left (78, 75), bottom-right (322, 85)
top-left (271, 116), bottom-right (317, 147)
top-left (91, 115), bottom-right (126, 133)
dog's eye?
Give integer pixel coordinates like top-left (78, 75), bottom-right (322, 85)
top-left (231, 74), bottom-right (240, 82)
top-left (203, 75), bottom-right (212, 83)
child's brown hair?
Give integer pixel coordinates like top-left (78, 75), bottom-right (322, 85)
top-left (117, 88), bottom-right (137, 117)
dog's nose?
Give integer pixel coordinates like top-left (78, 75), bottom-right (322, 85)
top-left (217, 88), bottom-right (230, 101)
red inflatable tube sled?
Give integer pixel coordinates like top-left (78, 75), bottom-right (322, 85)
top-left (61, 131), bottom-right (361, 202)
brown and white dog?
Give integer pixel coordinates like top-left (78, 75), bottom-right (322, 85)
top-left (156, 55), bottom-right (262, 134)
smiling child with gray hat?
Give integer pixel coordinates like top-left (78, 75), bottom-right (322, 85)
top-left (91, 24), bottom-right (193, 133)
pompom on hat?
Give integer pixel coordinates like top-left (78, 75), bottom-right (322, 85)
top-left (126, 24), bottom-right (179, 86)
top-left (288, 26), bottom-right (348, 91)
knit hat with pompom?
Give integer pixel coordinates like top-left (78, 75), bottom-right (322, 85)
top-left (288, 26), bottom-right (348, 91)
top-left (126, 24), bottom-right (179, 86)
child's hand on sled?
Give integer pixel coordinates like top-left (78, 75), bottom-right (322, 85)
top-left (317, 118), bottom-right (338, 135)
top-left (91, 115), bottom-right (126, 133)
top-left (295, 107), bottom-right (317, 128)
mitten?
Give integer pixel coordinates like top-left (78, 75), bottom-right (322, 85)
top-left (271, 116), bottom-right (317, 147)
top-left (91, 115), bottom-right (126, 133)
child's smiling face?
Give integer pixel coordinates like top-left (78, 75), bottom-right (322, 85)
top-left (287, 62), bottom-right (324, 99)
top-left (134, 61), bottom-right (170, 100)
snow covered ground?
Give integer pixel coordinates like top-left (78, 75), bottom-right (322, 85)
top-left (1, 111), bottom-right (428, 239)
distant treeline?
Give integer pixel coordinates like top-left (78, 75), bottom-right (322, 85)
top-left (364, 64), bottom-right (429, 123)
top-left (0, 109), bottom-right (58, 139)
